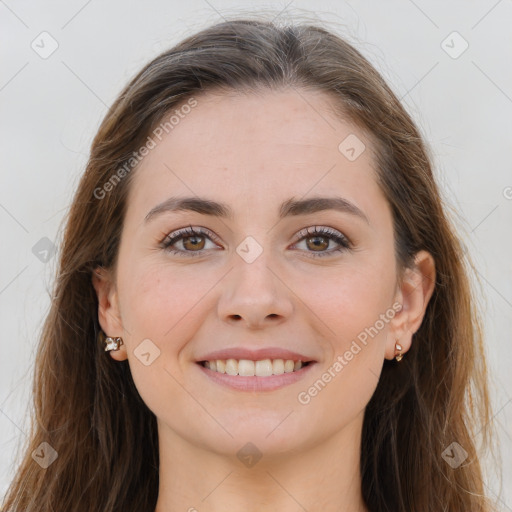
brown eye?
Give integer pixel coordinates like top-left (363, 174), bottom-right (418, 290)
top-left (305, 235), bottom-right (329, 252)
top-left (182, 234), bottom-right (206, 251)
top-left (162, 226), bottom-right (220, 257)
top-left (293, 226), bottom-right (351, 258)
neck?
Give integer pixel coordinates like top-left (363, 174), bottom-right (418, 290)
top-left (154, 410), bottom-right (369, 512)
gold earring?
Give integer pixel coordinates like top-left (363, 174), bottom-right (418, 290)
top-left (395, 342), bottom-right (403, 362)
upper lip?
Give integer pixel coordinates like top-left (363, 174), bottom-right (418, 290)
top-left (196, 347), bottom-right (316, 362)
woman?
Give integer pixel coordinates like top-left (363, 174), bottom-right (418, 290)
top-left (1, 15), bottom-right (499, 512)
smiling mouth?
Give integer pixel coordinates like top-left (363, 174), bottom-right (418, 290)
top-left (197, 358), bottom-right (313, 377)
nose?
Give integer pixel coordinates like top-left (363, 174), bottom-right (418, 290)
top-left (217, 252), bottom-right (293, 330)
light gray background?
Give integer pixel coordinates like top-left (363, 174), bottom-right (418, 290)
top-left (1, 0), bottom-right (511, 508)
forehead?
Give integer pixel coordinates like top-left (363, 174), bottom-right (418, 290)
top-left (126, 89), bottom-right (384, 222)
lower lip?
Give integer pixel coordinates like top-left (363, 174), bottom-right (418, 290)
top-left (196, 362), bottom-right (317, 391)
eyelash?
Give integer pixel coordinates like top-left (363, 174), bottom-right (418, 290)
top-left (161, 225), bottom-right (351, 259)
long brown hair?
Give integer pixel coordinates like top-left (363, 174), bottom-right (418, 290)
top-left (2, 14), bottom-right (500, 512)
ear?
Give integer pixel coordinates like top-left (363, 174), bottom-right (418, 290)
top-left (386, 250), bottom-right (436, 360)
top-left (92, 266), bottom-right (127, 361)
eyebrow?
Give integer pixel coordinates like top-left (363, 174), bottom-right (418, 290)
top-left (144, 195), bottom-right (370, 225)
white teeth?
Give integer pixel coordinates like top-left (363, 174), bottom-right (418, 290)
top-left (284, 359), bottom-right (295, 373)
top-left (216, 360), bottom-right (225, 374)
top-left (238, 359), bottom-right (255, 376)
top-left (203, 358), bottom-right (307, 376)
top-left (255, 359), bottom-right (273, 376)
top-left (225, 358), bottom-right (238, 376)
top-left (272, 359), bottom-right (284, 375)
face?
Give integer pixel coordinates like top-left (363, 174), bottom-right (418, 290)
top-left (94, 88), bottom-right (423, 460)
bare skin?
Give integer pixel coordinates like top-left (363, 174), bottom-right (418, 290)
top-left (93, 88), bottom-right (435, 512)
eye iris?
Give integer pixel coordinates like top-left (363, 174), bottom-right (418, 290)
top-left (183, 235), bottom-right (205, 250)
top-left (307, 236), bottom-right (328, 251)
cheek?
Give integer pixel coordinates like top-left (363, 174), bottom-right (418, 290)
top-left (118, 260), bottom-right (210, 339)
top-left (298, 259), bottom-right (396, 345)
top-left (295, 256), bottom-right (395, 400)
top-left (115, 261), bottom-right (208, 417)
top-left (294, 266), bottom-right (393, 433)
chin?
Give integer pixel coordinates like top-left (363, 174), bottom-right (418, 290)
top-left (201, 414), bottom-right (312, 456)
